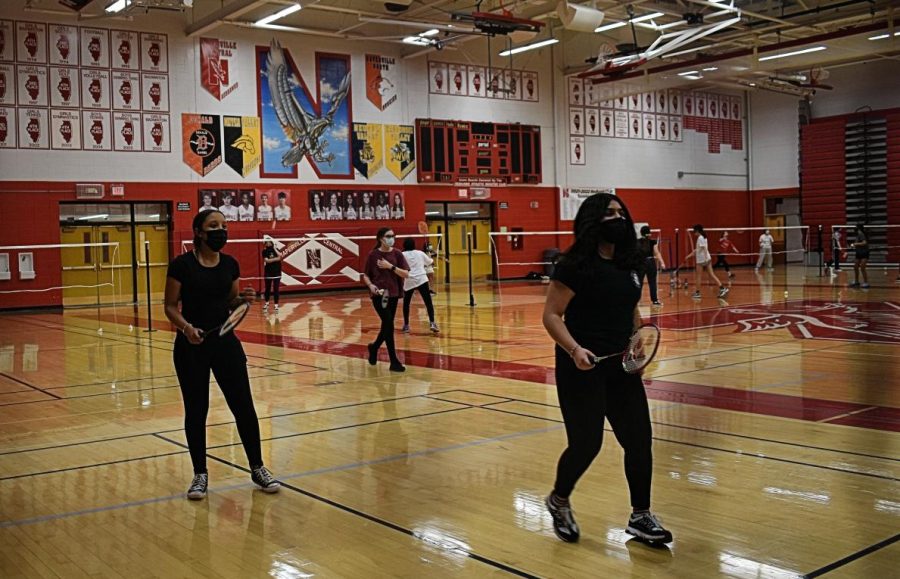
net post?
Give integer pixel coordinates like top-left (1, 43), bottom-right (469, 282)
top-left (467, 231), bottom-right (475, 307)
top-left (674, 228), bottom-right (680, 273)
top-left (143, 240), bottom-right (156, 334)
top-left (817, 224), bottom-right (823, 277)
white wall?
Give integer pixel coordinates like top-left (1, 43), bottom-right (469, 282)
top-left (748, 58), bottom-right (900, 191)
top-left (749, 91), bottom-right (800, 191)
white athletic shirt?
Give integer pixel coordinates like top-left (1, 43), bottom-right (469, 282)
top-left (759, 233), bottom-right (774, 249)
top-left (402, 249), bottom-right (433, 291)
top-left (696, 235), bottom-right (711, 264)
top-left (238, 205), bottom-right (255, 221)
top-left (219, 204), bottom-right (238, 221)
top-left (257, 204), bottom-right (273, 221)
top-left (275, 205), bottom-right (291, 221)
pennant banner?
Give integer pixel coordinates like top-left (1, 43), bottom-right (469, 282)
top-left (384, 124), bottom-right (415, 181)
top-left (182, 113), bottom-right (221, 176)
top-left (365, 54), bottom-right (397, 111)
top-left (351, 122), bottom-right (383, 179)
top-left (223, 115), bottom-right (260, 177)
top-left (201, 37), bottom-right (238, 101)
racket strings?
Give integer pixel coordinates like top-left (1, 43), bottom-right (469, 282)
top-left (623, 327), bottom-right (659, 373)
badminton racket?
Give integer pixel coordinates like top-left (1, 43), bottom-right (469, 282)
top-left (591, 324), bottom-right (660, 374)
top-left (200, 301), bottom-right (250, 340)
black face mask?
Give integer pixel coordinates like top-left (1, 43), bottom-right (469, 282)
top-left (204, 229), bottom-right (227, 252)
top-left (598, 218), bottom-right (629, 244)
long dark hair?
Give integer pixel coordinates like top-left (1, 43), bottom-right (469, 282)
top-left (374, 227), bottom-right (392, 250)
top-left (192, 210), bottom-right (222, 250)
top-left (558, 193), bottom-right (642, 273)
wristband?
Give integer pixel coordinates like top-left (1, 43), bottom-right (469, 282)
top-left (182, 323), bottom-right (192, 334)
top-left (391, 265), bottom-right (396, 272)
top-left (568, 344), bottom-right (580, 357)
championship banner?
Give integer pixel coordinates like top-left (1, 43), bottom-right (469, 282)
top-left (0, 107), bottom-right (16, 149)
top-left (365, 54), bottom-right (397, 111)
top-left (351, 122), bottom-right (383, 179)
top-left (50, 66), bottom-right (78, 108)
top-left (0, 20), bottom-right (14, 62)
top-left (51, 109), bottom-right (81, 150)
top-left (80, 27), bottom-right (109, 68)
top-left (384, 124), bottom-right (415, 181)
top-left (20, 107), bottom-right (49, 149)
top-left (49, 24), bottom-right (78, 66)
top-left (223, 115), bottom-right (260, 177)
top-left (17, 22), bottom-right (47, 64)
top-left (182, 113), bottom-right (222, 176)
top-left (142, 113), bottom-right (170, 152)
top-left (268, 233), bottom-right (361, 287)
top-left (111, 30), bottom-right (139, 70)
top-left (200, 37), bottom-right (238, 101)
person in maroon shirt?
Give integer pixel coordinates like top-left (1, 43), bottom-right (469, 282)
top-left (362, 227), bottom-right (410, 372)
top-left (714, 230), bottom-right (739, 278)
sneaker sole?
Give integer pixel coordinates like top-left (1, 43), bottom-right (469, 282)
top-left (187, 492), bottom-right (206, 500)
top-left (255, 483), bottom-right (281, 493)
top-left (625, 525), bottom-right (672, 544)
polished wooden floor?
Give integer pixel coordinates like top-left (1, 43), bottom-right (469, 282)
top-left (1, 265), bottom-right (898, 578)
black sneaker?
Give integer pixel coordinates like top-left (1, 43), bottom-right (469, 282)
top-left (389, 362), bottom-right (406, 372)
top-left (187, 473), bottom-right (208, 500)
top-left (545, 494), bottom-right (580, 543)
top-left (652, 301), bottom-right (663, 306)
top-left (251, 466), bottom-right (281, 493)
top-left (626, 512), bottom-right (672, 543)
top-left (367, 343), bottom-right (378, 365)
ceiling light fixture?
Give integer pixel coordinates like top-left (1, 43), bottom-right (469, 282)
top-left (105, 0), bottom-right (129, 12)
top-left (403, 36), bottom-right (431, 46)
top-left (678, 70), bottom-right (700, 76)
top-left (868, 31), bottom-right (900, 40)
top-left (420, 29), bottom-right (440, 37)
top-left (499, 37), bottom-right (559, 57)
top-left (758, 45), bottom-right (826, 61)
top-left (255, 3), bottom-right (301, 27)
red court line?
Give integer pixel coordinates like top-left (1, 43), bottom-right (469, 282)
top-left (67, 312), bottom-right (900, 432)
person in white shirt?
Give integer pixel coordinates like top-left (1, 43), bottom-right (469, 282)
top-left (360, 192), bottom-right (375, 220)
top-left (685, 224), bottom-right (728, 299)
top-left (390, 193), bottom-right (405, 220)
top-left (375, 192), bottom-right (390, 220)
top-left (238, 192), bottom-right (255, 222)
top-left (401, 237), bottom-right (438, 333)
top-left (309, 192), bottom-right (325, 221)
top-left (257, 193), bottom-right (273, 221)
top-left (344, 194), bottom-right (358, 220)
top-left (756, 229), bottom-right (774, 271)
top-left (274, 192), bottom-right (291, 221)
top-left (325, 192), bottom-right (343, 220)
top-left (830, 228), bottom-right (843, 273)
top-left (199, 193), bottom-right (216, 213)
top-left (218, 194), bottom-right (239, 222)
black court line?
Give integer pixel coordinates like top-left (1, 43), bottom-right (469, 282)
top-left (803, 533), bottom-right (900, 578)
top-left (0, 372), bottom-right (61, 400)
top-left (0, 389), bottom-right (456, 457)
top-left (476, 402), bottom-right (900, 482)
top-left (0, 369), bottom-right (319, 407)
top-left (476, 391), bottom-right (900, 463)
top-left (202, 451), bottom-right (541, 578)
top-left (423, 394), bottom-right (515, 407)
top-left (0, 450), bottom-right (187, 482)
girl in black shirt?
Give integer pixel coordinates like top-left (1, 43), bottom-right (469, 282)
top-left (262, 239), bottom-right (282, 312)
top-left (164, 210), bottom-right (280, 500)
top-left (542, 193), bottom-right (672, 545)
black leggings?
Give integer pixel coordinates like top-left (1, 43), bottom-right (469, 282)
top-left (638, 261), bottom-right (658, 303)
top-left (173, 334), bottom-right (263, 474)
top-left (553, 349), bottom-right (653, 509)
top-left (403, 282), bottom-right (435, 325)
top-left (264, 277), bottom-right (280, 304)
top-left (714, 254), bottom-right (731, 272)
top-left (371, 296), bottom-right (400, 363)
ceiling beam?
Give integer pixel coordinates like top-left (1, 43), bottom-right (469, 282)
top-left (185, 0), bottom-right (269, 37)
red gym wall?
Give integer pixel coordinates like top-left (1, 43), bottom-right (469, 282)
top-left (0, 182), bottom-right (761, 310)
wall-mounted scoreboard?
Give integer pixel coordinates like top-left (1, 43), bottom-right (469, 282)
top-left (415, 119), bottom-right (542, 185)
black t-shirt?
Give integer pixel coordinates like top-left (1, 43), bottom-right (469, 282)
top-left (552, 255), bottom-right (642, 355)
top-left (262, 247), bottom-right (282, 277)
top-left (637, 237), bottom-right (657, 259)
top-left (167, 251), bottom-right (239, 331)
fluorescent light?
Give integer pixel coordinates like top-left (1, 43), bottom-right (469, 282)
top-left (702, 66), bottom-right (718, 71)
top-left (403, 36), bottom-right (430, 46)
top-left (868, 31), bottom-right (900, 40)
top-left (758, 45), bottom-right (826, 61)
top-left (455, 210), bottom-right (479, 216)
top-left (682, 74), bottom-right (702, 80)
top-left (631, 12), bottom-right (664, 24)
top-left (105, 0), bottom-right (128, 12)
top-left (255, 3), bottom-right (301, 27)
top-left (78, 214), bottom-right (110, 221)
top-left (748, 82), bottom-right (756, 86)
top-left (420, 29), bottom-right (440, 37)
top-left (678, 70), bottom-right (700, 76)
top-left (595, 21), bottom-right (627, 33)
top-left (499, 37), bottom-right (558, 57)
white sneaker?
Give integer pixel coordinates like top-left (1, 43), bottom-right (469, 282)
top-left (274, 304), bottom-right (279, 312)
top-left (263, 302), bottom-right (269, 311)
